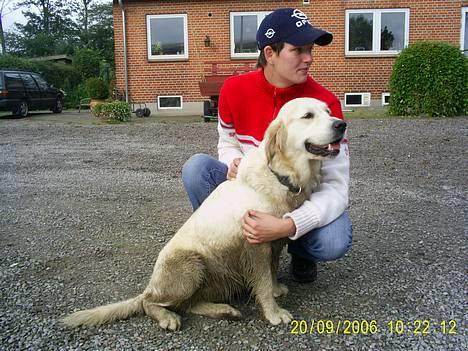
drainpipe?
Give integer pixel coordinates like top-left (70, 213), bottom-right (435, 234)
top-left (118, 0), bottom-right (129, 102)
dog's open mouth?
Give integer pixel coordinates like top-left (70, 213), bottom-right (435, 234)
top-left (305, 139), bottom-right (342, 157)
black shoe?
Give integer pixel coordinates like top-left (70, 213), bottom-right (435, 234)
top-left (290, 255), bottom-right (317, 283)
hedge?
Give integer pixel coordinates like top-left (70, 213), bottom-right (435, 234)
top-left (389, 41), bottom-right (467, 117)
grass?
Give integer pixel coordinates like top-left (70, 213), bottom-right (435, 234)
top-left (344, 107), bottom-right (467, 120)
top-left (344, 107), bottom-right (391, 120)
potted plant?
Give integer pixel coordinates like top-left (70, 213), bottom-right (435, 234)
top-left (85, 77), bottom-right (109, 108)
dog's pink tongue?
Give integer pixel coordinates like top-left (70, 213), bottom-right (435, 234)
top-left (328, 142), bottom-right (341, 151)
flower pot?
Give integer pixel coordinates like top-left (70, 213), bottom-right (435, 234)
top-left (90, 99), bottom-right (105, 109)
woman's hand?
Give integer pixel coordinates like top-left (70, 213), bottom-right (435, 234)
top-left (241, 210), bottom-right (296, 244)
top-left (227, 158), bottom-right (242, 180)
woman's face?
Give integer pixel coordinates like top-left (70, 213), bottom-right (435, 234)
top-left (267, 43), bottom-right (314, 88)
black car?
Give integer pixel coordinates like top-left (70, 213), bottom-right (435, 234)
top-left (0, 70), bottom-right (64, 117)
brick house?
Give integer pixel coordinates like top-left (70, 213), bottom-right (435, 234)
top-left (112, 0), bottom-right (468, 116)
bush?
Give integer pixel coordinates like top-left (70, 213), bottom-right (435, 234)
top-left (0, 54), bottom-right (36, 71)
top-left (389, 41), bottom-right (467, 117)
top-left (86, 77), bottom-right (109, 99)
top-left (73, 48), bottom-right (104, 80)
top-left (34, 61), bottom-right (81, 90)
top-left (0, 54), bottom-right (80, 91)
top-left (63, 83), bottom-right (87, 109)
top-left (92, 101), bottom-right (131, 122)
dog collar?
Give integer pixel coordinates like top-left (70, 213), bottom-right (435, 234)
top-left (268, 167), bottom-right (302, 195)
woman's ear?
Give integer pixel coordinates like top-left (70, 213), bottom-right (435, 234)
top-left (263, 46), bottom-right (275, 64)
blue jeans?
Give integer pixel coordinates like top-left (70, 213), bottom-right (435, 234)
top-left (182, 153), bottom-right (353, 262)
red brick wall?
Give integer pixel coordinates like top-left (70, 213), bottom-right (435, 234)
top-left (113, 0), bottom-right (467, 106)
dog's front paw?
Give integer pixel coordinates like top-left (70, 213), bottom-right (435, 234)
top-left (273, 283), bottom-right (289, 297)
top-left (265, 307), bottom-right (293, 325)
top-left (158, 310), bottom-right (182, 331)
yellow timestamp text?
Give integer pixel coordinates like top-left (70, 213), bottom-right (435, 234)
top-left (289, 319), bottom-right (458, 336)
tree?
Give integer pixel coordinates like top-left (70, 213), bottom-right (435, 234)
top-left (4, 0), bottom-right (114, 61)
top-left (73, 47), bottom-right (103, 79)
top-left (87, 1), bottom-right (113, 63)
top-left (8, 0), bottom-right (79, 56)
top-left (0, 0), bottom-right (15, 53)
top-left (76, 0), bottom-right (94, 47)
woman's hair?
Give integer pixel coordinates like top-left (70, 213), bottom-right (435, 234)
top-left (256, 42), bottom-right (285, 68)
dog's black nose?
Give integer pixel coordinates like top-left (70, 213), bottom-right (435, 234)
top-left (333, 120), bottom-right (347, 134)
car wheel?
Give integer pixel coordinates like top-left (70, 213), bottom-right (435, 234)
top-left (14, 100), bottom-right (29, 117)
top-left (53, 97), bottom-right (63, 113)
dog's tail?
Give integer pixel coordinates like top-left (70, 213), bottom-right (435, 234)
top-left (62, 294), bottom-right (145, 327)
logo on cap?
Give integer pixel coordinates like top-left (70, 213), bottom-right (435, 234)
top-left (265, 28), bottom-right (275, 39)
top-left (291, 9), bottom-right (308, 20)
top-left (291, 9), bottom-right (311, 28)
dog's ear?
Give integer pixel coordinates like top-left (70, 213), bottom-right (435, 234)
top-left (265, 120), bottom-right (287, 163)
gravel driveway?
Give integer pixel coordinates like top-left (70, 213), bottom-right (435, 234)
top-left (0, 112), bottom-right (466, 350)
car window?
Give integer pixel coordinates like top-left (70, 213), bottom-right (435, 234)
top-left (5, 73), bottom-right (24, 90)
top-left (32, 74), bottom-right (49, 90)
top-left (20, 74), bottom-right (40, 90)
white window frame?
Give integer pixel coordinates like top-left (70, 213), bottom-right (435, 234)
top-left (344, 93), bottom-right (371, 107)
top-left (461, 7), bottom-right (468, 55)
top-left (157, 95), bottom-right (183, 110)
top-left (382, 93), bottom-right (390, 106)
top-left (147, 14), bottom-right (188, 61)
top-left (230, 11), bottom-right (270, 59)
top-left (345, 9), bottom-right (410, 56)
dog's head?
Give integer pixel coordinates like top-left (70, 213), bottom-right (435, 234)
top-left (265, 98), bottom-right (346, 162)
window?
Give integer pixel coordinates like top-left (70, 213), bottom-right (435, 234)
top-left (158, 96), bottom-right (183, 110)
top-left (5, 73), bottom-right (24, 90)
top-left (345, 93), bottom-right (371, 107)
top-left (32, 74), bottom-right (49, 90)
top-left (346, 9), bottom-right (409, 56)
top-left (382, 93), bottom-right (390, 106)
top-left (461, 8), bottom-right (468, 56)
top-left (20, 74), bottom-right (39, 90)
top-left (147, 14), bottom-right (188, 60)
top-left (230, 12), bottom-right (270, 59)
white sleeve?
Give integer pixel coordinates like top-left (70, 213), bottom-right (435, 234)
top-left (217, 120), bottom-right (244, 166)
top-left (284, 142), bottom-right (350, 240)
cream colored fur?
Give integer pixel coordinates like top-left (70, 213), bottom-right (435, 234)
top-left (63, 98), bottom-right (344, 331)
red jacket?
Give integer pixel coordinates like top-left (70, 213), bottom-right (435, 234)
top-left (218, 69), bottom-right (343, 146)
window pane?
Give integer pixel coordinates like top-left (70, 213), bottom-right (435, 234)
top-left (381, 12), bottom-right (406, 51)
top-left (349, 13), bottom-right (373, 51)
top-left (159, 96), bottom-right (181, 108)
top-left (20, 74), bottom-right (39, 90)
top-left (234, 15), bottom-right (258, 53)
top-left (346, 95), bottom-right (362, 105)
top-left (464, 12), bottom-right (468, 56)
top-left (5, 73), bottom-right (23, 89)
top-left (32, 75), bottom-right (49, 90)
top-left (150, 17), bottom-right (185, 55)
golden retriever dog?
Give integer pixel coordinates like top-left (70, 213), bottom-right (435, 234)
top-left (63, 97), bottom-right (346, 331)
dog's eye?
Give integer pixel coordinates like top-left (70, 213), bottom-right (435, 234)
top-left (326, 108), bottom-right (331, 115)
top-left (303, 112), bottom-right (314, 119)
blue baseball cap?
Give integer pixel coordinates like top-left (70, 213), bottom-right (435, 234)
top-left (256, 8), bottom-right (333, 49)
